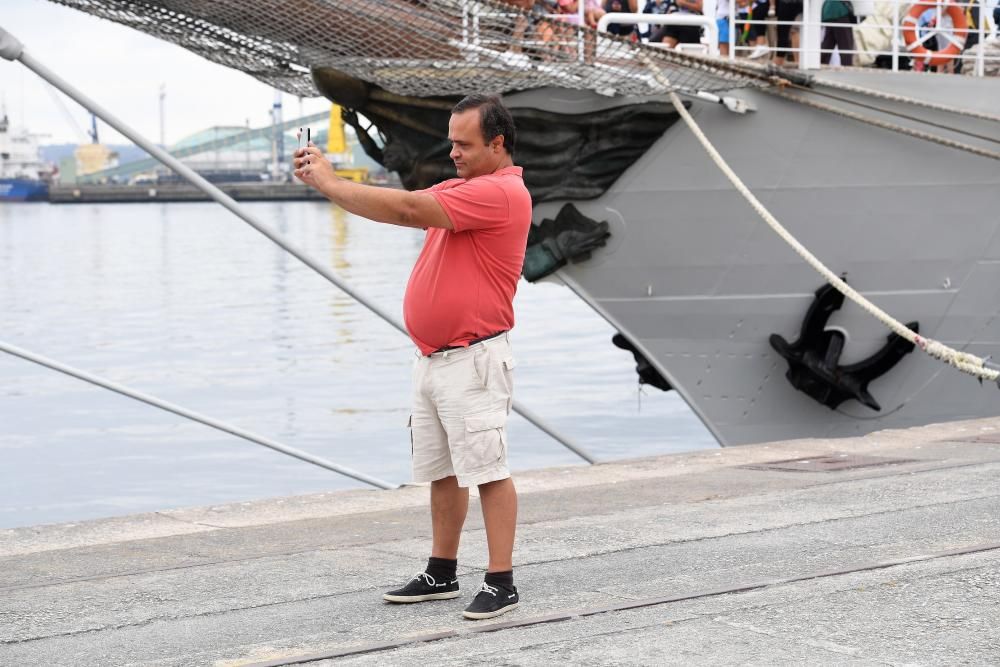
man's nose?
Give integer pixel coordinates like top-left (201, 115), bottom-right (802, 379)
top-left (450, 146), bottom-right (460, 160)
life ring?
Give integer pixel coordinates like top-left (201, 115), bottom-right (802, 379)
top-left (901, 2), bottom-right (968, 67)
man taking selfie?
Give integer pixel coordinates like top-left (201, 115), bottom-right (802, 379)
top-left (293, 94), bottom-right (530, 620)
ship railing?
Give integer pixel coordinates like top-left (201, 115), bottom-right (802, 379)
top-left (461, 0), bottom-right (601, 62)
top-left (593, 1), bottom-right (997, 76)
top-left (725, 0), bottom-right (997, 76)
top-left (460, 1), bottom-right (721, 62)
top-left (597, 13), bottom-right (722, 56)
top-left (461, 0), bottom-right (598, 63)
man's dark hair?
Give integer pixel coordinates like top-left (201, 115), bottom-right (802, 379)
top-left (452, 94), bottom-right (516, 157)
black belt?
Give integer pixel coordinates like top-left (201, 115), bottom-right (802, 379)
top-left (432, 331), bottom-right (506, 354)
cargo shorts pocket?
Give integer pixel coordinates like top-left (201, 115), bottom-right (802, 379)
top-left (501, 355), bottom-right (515, 413)
top-left (462, 410), bottom-right (507, 473)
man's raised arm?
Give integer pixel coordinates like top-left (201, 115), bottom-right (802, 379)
top-left (293, 143), bottom-right (453, 230)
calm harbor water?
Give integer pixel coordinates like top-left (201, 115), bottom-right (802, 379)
top-left (0, 201), bottom-right (715, 529)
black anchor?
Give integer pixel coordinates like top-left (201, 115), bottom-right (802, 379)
top-left (769, 281), bottom-right (918, 411)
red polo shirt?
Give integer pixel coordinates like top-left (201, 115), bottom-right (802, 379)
top-left (403, 166), bottom-right (532, 356)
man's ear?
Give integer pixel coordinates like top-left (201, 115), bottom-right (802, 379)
top-left (492, 135), bottom-right (505, 153)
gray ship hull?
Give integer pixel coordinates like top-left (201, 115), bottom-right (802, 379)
top-left (512, 71), bottom-right (1000, 446)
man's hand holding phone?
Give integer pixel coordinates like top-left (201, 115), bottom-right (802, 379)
top-left (293, 127), bottom-right (336, 190)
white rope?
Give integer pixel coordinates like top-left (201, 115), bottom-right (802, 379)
top-left (769, 88), bottom-right (1000, 162)
top-left (778, 84), bottom-right (1000, 148)
top-left (814, 77), bottom-right (1000, 125)
top-left (640, 56), bottom-right (1000, 384)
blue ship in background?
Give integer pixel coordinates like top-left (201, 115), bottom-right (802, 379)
top-left (0, 177), bottom-right (49, 202)
top-left (0, 110), bottom-right (52, 203)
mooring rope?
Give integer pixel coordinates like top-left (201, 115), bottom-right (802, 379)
top-left (726, 60), bottom-right (1000, 124)
top-left (0, 340), bottom-right (397, 489)
top-left (812, 76), bottom-right (1000, 124)
top-left (780, 83), bottom-right (1000, 147)
top-left (641, 55), bottom-right (1000, 385)
top-left (767, 87), bottom-right (1000, 161)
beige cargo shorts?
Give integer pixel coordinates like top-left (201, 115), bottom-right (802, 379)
top-left (409, 332), bottom-right (515, 488)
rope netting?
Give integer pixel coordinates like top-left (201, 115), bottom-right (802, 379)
top-left (48, 0), bottom-right (767, 98)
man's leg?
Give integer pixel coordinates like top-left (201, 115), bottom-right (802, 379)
top-left (431, 475), bottom-right (470, 559)
top-left (382, 473), bottom-right (466, 603)
top-left (478, 477), bottom-right (517, 572)
top-left (462, 476), bottom-right (519, 619)
top-left (383, 356), bottom-right (464, 604)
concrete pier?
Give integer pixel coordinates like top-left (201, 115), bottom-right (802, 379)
top-left (2, 417), bottom-right (999, 665)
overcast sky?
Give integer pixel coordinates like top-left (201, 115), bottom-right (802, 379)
top-left (0, 0), bottom-right (332, 145)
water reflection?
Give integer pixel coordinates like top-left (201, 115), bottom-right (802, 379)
top-left (329, 205), bottom-right (355, 346)
top-left (158, 203), bottom-right (172, 307)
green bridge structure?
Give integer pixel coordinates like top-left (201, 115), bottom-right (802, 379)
top-left (81, 111), bottom-right (331, 184)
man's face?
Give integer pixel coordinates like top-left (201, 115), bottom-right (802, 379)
top-left (448, 109), bottom-right (502, 179)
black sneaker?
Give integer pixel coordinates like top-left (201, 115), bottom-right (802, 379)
top-left (462, 581), bottom-right (519, 619)
top-left (382, 572), bottom-right (460, 603)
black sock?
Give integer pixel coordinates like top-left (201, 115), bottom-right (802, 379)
top-left (485, 569), bottom-right (514, 588)
top-left (426, 556), bottom-right (457, 582)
